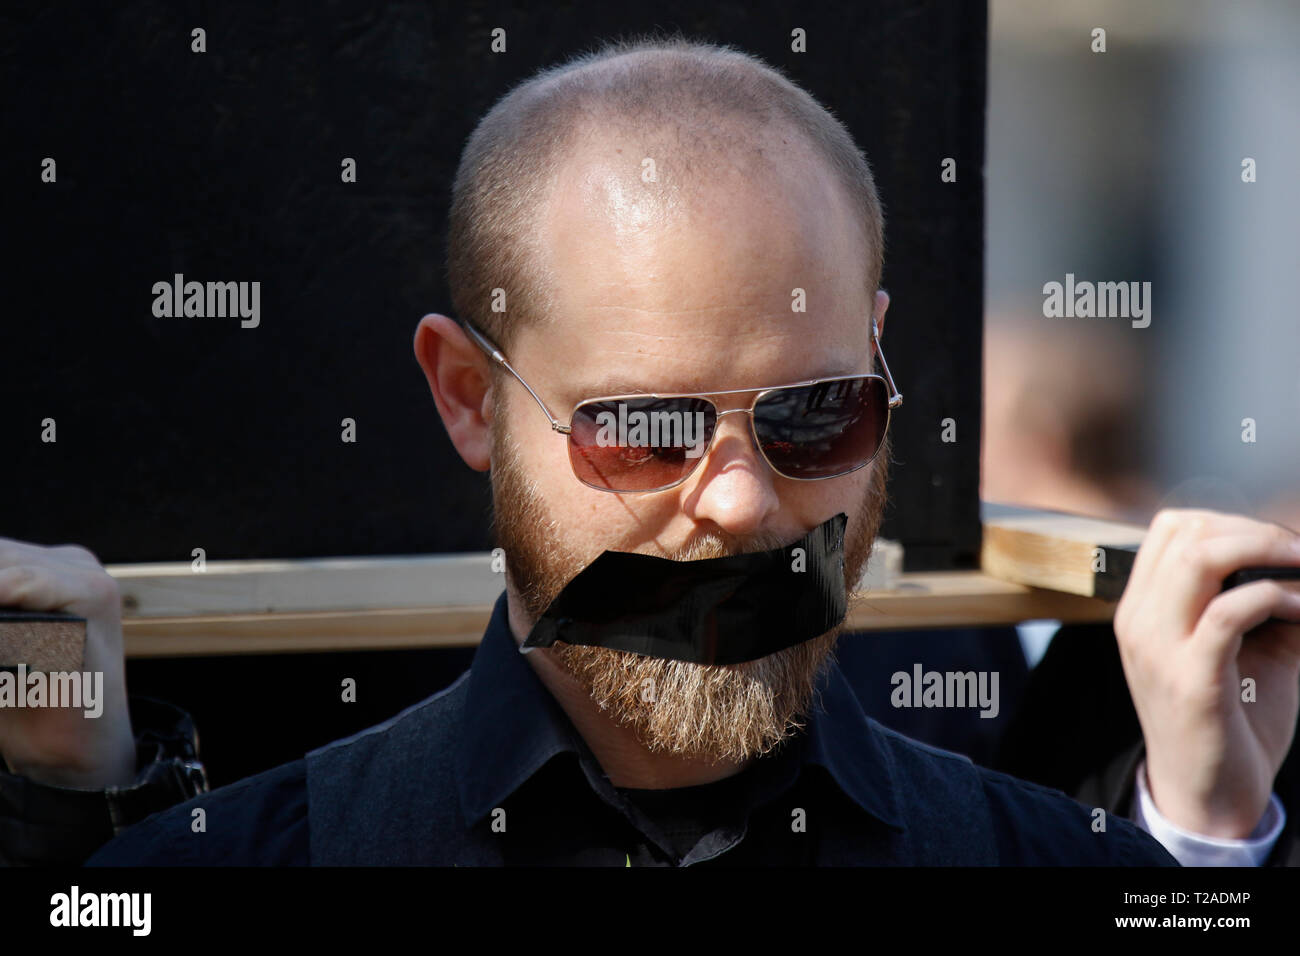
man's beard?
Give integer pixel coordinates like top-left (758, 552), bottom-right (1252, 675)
top-left (489, 406), bottom-right (890, 765)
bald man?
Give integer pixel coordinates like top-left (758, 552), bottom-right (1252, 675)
top-left (5, 36), bottom-right (1298, 867)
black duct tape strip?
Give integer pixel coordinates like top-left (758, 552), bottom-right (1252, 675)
top-left (523, 513), bottom-right (848, 666)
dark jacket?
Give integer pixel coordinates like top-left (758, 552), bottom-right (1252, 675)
top-left (994, 622), bottom-right (1300, 866)
top-left (86, 593), bottom-right (1176, 866)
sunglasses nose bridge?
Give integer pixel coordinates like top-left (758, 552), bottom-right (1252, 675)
top-left (695, 406), bottom-right (768, 472)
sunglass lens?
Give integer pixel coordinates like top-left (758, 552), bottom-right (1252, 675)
top-left (753, 377), bottom-right (888, 479)
top-left (568, 397), bottom-right (716, 491)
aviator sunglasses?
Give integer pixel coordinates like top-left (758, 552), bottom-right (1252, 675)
top-left (463, 320), bottom-right (903, 493)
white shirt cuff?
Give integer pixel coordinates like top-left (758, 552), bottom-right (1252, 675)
top-left (1133, 759), bottom-right (1285, 866)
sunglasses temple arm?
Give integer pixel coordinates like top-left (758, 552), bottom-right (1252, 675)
top-left (460, 322), bottom-right (573, 434)
top-left (872, 320), bottom-right (904, 408)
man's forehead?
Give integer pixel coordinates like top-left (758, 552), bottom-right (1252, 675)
top-left (513, 313), bottom-right (870, 402)
top-left (541, 122), bottom-right (848, 243)
top-left (512, 123), bottom-right (874, 395)
top-left (537, 144), bottom-right (867, 310)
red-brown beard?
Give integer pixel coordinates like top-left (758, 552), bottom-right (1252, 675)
top-left (489, 404), bottom-right (890, 765)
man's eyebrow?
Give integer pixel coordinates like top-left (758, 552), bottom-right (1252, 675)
top-left (573, 378), bottom-right (659, 399)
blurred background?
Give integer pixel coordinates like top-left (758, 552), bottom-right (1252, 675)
top-left (983, 0), bottom-right (1300, 533)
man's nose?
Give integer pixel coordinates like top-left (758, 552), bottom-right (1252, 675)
top-left (682, 409), bottom-right (780, 535)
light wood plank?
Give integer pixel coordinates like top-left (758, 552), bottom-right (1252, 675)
top-left (109, 553), bottom-right (503, 617)
top-left (980, 502), bottom-right (1146, 599)
top-left (120, 570), bottom-right (1116, 658)
top-left (109, 540), bottom-right (904, 619)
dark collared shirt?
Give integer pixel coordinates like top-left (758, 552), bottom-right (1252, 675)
top-left (89, 592), bottom-right (1177, 866)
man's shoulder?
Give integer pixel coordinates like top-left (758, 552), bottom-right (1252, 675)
top-left (304, 670), bottom-right (472, 864)
top-left (864, 720), bottom-right (1177, 865)
top-left (977, 761), bottom-right (1175, 864)
top-left (309, 669), bottom-right (470, 768)
top-left (87, 757), bottom-right (309, 866)
top-left (304, 669), bottom-right (469, 802)
top-left (88, 671), bottom-right (473, 867)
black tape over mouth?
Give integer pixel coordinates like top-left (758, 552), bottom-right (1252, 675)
top-left (521, 513), bottom-right (848, 665)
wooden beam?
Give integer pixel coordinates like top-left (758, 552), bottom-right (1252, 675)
top-left (980, 502), bottom-right (1146, 600)
top-left (9, 508), bottom-right (1143, 662)
top-left (0, 611), bottom-right (86, 671)
top-left (109, 553), bottom-right (502, 617)
top-left (123, 605), bottom-right (494, 657)
top-left (847, 571), bottom-right (1115, 630)
top-left (108, 539), bottom-right (903, 619)
top-left (119, 570), bottom-right (1117, 658)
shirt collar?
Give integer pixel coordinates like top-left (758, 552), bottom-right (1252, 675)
top-left (802, 652), bottom-right (906, 831)
top-left (456, 590), bottom-right (905, 833)
top-left (455, 591), bottom-right (583, 827)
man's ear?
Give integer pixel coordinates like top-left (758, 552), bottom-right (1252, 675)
top-left (873, 288), bottom-right (890, 338)
top-left (413, 314), bottom-right (493, 472)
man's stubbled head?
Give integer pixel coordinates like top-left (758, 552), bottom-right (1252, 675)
top-left (450, 37), bottom-right (895, 768)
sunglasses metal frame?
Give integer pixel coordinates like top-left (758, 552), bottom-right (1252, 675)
top-left (461, 319), bottom-right (904, 493)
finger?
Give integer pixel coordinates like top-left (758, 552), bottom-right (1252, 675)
top-left (0, 538), bottom-right (97, 574)
top-left (1117, 509), bottom-right (1187, 627)
top-left (1192, 579), bottom-right (1300, 668)
top-left (1120, 509), bottom-right (1241, 604)
top-left (1162, 528), bottom-right (1300, 633)
top-left (1124, 509), bottom-right (1184, 592)
top-left (0, 564), bottom-right (85, 613)
top-left (1121, 510), bottom-right (1225, 635)
top-left (1166, 509), bottom-right (1295, 538)
top-left (47, 544), bottom-right (104, 569)
top-left (0, 538), bottom-right (47, 569)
